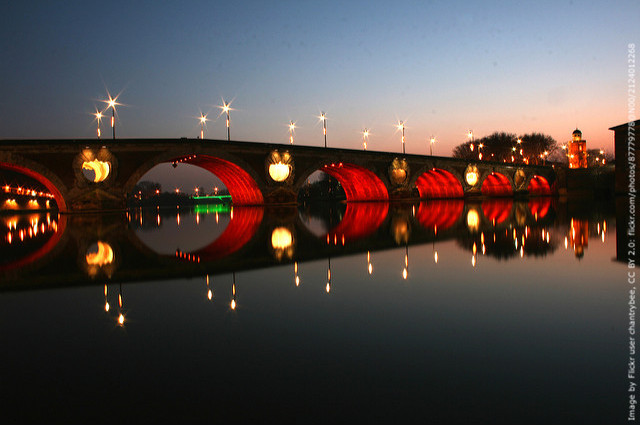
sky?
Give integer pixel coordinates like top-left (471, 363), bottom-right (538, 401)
top-left (1, 0), bottom-right (638, 163)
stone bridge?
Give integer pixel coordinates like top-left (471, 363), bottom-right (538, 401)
top-left (0, 138), bottom-right (557, 212)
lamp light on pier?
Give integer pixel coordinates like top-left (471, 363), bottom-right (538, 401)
top-left (320, 112), bottom-right (327, 147)
top-left (102, 94), bottom-right (120, 140)
top-left (289, 121), bottom-right (296, 144)
top-left (397, 121), bottom-right (406, 154)
top-left (199, 113), bottom-right (208, 139)
top-left (94, 110), bottom-right (103, 139)
top-left (219, 99), bottom-right (232, 141)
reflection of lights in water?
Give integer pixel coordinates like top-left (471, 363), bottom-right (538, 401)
top-left (481, 244), bottom-right (485, 255)
top-left (520, 246), bottom-right (524, 258)
top-left (294, 261), bottom-right (300, 286)
top-left (118, 313), bottom-right (125, 325)
top-left (206, 275), bottom-right (213, 300)
top-left (196, 213), bottom-right (200, 225)
top-left (230, 273), bottom-right (237, 310)
top-left (271, 227), bottom-right (293, 249)
top-left (472, 242), bottom-right (477, 255)
top-left (177, 213), bottom-right (180, 226)
top-left (564, 236), bottom-right (568, 249)
top-left (434, 251), bottom-right (438, 263)
top-left (326, 258), bottom-right (332, 293)
top-left (215, 212), bottom-right (219, 224)
top-left (472, 255), bottom-right (476, 267)
top-left (402, 268), bottom-right (407, 280)
top-left (104, 284), bottom-right (109, 312)
top-left (466, 210), bottom-right (479, 231)
top-left (85, 241), bottom-right (114, 266)
top-left (272, 227), bottom-right (294, 260)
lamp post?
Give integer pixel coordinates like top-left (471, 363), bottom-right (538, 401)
top-left (94, 110), bottom-right (103, 139)
top-left (220, 100), bottom-right (231, 141)
top-left (289, 121), bottom-right (295, 145)
top-left (468, 130), bottom-right (474, 152)
top-left (363, 129), bottom-right (369, 150)
top-left (102, 95), bottom-right (119, 140)
top-left (199, 113), bottom-right (207, 139)
top-left (429, 136), bottom-right (435, 156)
top-left (398, 121), bottom-right (405, 154)
top-left (321, 112), bottom-right (327, 147)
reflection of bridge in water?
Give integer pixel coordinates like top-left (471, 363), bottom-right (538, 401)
top-left (0, 197), bottom-right (611, 292)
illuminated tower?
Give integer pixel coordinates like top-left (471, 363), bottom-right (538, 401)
top-left (567, 129), bottom-right (587, 168)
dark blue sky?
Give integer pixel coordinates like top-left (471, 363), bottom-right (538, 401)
top-left (1, 0), bottom-right (637, 158)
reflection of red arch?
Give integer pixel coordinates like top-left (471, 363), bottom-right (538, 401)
top-left (482, 199), bottom-right (513, 224)
top-left (327, 203), bottom-right (388, 243)
top-left (415, 169), bottom-right (463, 199)
top-left (191, 207), bottom-right (264, 261)
top-left (417, 200), bottom-right (464, 231)
top-left (0, 162), bottom-right (66, 211)
top-left (481, 172), bottom-right (512, 196)
top-left (321, 163), bottom-right (388, 201)
top-left (529, 197), bottom-right (551, 219)
top-left (186, 156), bottom-right (263, 205)
top-left (528, 175), bottom-right (551, 195)
top-left (0, 214), bottom-right (67, 272)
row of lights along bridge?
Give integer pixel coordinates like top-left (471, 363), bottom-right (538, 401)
top-left (92, 93), bottom-right (445, 154)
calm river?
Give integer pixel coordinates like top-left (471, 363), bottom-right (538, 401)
top-left (0, 197), bottom-right (630, 423)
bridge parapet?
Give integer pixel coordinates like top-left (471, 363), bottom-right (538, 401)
top-left (0, 138), bottom-right (557, 211)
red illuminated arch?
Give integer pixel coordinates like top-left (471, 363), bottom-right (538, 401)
top-left (0, 162), bottom-right (66, 211)
top-left (528, 175), bottom-right (551, 196)
top-left (416, 200), bottom-right (464, 231)
top-left (321, 163), bottom-right (388, 201)
top-left (177, 207), bottom-right (264, 262)
top-left (415, 168), bottom-right (463, 199)
top-left (482, 199), bottom-right (513, 224)
top-left (327, 203), bottom-right (389, 244)
top-left (481, 172), bottom-right (513, 197)
top-left (186, 155), bottom-right (263, 205)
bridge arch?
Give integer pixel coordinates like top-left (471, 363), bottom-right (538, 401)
top-left (0, 157), bottom-right (67, 212)
top-left (527, 175), bottom-right (552, 196)
top-left (414, 167), bottom-right (464, 199)
top-left (125, 148), bottom-right (265, 205)
top-left (296, 160), bottom-right (389, 202)
top-left (480, 171), bottom-right (513, 197)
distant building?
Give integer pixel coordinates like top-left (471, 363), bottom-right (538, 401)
top-left (610, 121), bottom-right (638, 194)
top-left (567, 129), bottom-right (587, 169)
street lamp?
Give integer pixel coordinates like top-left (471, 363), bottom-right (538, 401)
top-left (468, 130), bottom-right (474, 152)
top-left (397, 121), bottom-right (405, 154)
top-left (199, 113), bottom-right (208, 139)
top-left (478, 143), bottom-right (484, 160)
top-left (102, 95), bottom-right (120, 140)
top-left (429, 136), bottom-right (436, 156)
top-left (320, 112), bottom-right (327, 147)
top-left (363, 128), bottom-right (369, 150)
top-left (289, 121), bottom-right (295, 145)
top-left (220, 100), bottom-right (231, 141)
top-left (94, 110), bottom-right (103, 139)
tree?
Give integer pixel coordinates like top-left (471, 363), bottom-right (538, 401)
top-left (452, 131), bottom-right (558, 165)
